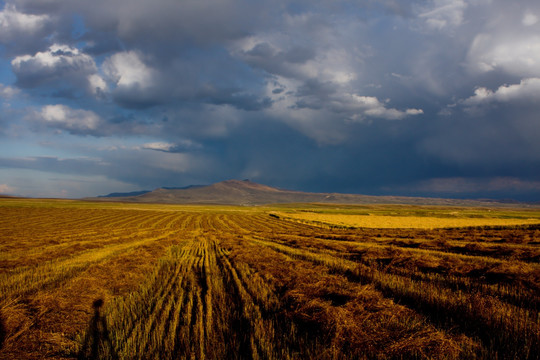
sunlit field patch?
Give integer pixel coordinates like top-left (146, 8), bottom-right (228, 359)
top-left (277, 212), bottom-right (540, 229)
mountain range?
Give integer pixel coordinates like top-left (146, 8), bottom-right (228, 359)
top-left (90, 179), bottom-right (532, 207)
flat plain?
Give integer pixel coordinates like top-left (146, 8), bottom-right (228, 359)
top-left (0, 198), bottom-right (539, 359)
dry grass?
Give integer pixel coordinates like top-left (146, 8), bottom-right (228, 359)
top-left (277, 212), bottom-right (540, 229)
top-left (0, 199), bottom-right (538, 359)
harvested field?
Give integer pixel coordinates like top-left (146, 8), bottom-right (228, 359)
top-left (0, 199), bottom-right (539, 359)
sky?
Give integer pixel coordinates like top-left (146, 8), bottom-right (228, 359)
top-left (0, 0), bottom-right (539, 201)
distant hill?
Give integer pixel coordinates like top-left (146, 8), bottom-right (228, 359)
top-left (98, 190), bottom-right (151, 198)
top-left (87, 179), bottom-right (535, 207)
top-left (98, 185), bottom-right (206, 198)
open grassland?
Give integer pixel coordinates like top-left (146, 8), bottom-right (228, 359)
top-left (0, 199), bottom-right (539, 359)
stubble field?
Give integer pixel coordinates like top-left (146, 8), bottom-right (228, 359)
top-left (0, 199), bottom-right (539, 359)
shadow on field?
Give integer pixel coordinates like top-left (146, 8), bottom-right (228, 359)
top-left (0, 314), bottom-right (5, 350)
top-left (78, 299), bottom-right (118, 360)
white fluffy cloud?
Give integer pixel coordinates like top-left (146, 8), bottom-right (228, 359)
top-left (0, 84), bottom-right (19, 98)
top-left (142, 140), bottom-right (202, 152)
top-left (142, 142), bottom-right (176, 152)
top-left (522, 10), bottom-right (539, 26)
top-left (103, 51), bottom-right (156, 89)
top-left (467, 35), bottom-right (540, 77)
top-left (0, 4), bottom-right (50, 41)
top-left (87, 74), bottom-right (107, 95)
top-left (337, 95), bottom-right (423, 121)
top-left (464, 77), bottom-right (540, 105)
top-left (38, 104), bottom-right (102, 133)
top-left (11, 44), bottom-right (97, 88)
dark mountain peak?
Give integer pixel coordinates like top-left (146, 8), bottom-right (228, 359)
top-left (98, 190), bottom-right (151, 198)
top-left (160, 185), bottom-right (206, 190)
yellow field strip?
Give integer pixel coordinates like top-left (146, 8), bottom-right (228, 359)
top-left (277, 212), bottom-right (540, 229)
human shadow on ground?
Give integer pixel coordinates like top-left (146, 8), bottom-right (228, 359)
top-left (0, 314), bottom-right (5, 350)
top-left (78, 299), bottom-right (119, 360)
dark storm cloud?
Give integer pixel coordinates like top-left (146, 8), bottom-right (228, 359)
top-left (80, 31), bottom-right (123, 56)
top-left (1, 0), bottom-right (540, 200)
top-left (241, 42), bottom-right (317, 78)
top-left (0, 3), bottom-right (55, 55)
top-left (188, 114), bottom-right (449, 196)
top-left (14, 0), bottom-right (273, 51)
top-left (422, 102), bottom-right (540, 170)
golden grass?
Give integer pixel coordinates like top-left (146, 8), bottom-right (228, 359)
top-left (277, 212), bottom-right (540, 228)
top-left (0, 199), bottom-right (538, 359)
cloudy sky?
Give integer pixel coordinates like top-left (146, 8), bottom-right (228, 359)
top-left (0, 0), bottom-right (539, 200)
